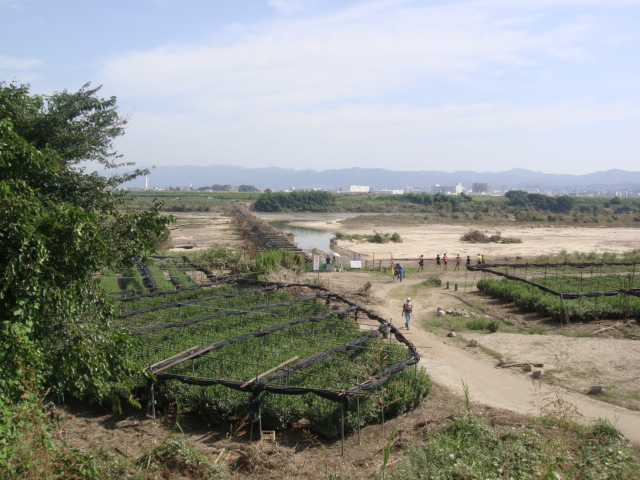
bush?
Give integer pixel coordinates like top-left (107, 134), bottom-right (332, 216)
top-left (422, 276), bottom-right (442, 287)
top-left (138, 437), bottom-right (222, 479)
top-left (461, 230), bottom-right (489, 243)
top-left (466, 318), bottom-right (500, 332)
top-left (461, 230), bottom-right (521, 244)
top-left (500, 236), bottom-right (522, 244)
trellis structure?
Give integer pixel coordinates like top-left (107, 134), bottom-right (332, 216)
top-left (469, 261), bottom-right (640, 323)
top-left (469, 261), bottom-right (640, 299)
top-left (111, 267), bottom-right (422, 443)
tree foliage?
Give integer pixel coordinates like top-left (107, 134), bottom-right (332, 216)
top-left (253, 189), bottom-right (335, 212)
top-left (0, 82), bottom-right (170, 410)
top-left (505, 190), bottom-right (575, 213)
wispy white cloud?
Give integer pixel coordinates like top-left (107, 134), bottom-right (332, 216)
top-left (268, 0), bottom-right (318, 13)
top-left (99, 0), bottom-right (640, 172)
top-left (0, 54), bottom-right (40, 70)
top-left (103, 1), bottom-right (588, 105)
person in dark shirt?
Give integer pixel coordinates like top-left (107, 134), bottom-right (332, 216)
top-left (401, 297), bottom-right (413, 330)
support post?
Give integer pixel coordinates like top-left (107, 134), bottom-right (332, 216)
top-left (356, 393), bottom-right (361, 445)
top-left (148, 382), bottom-right (156, 419)
top-left (341, 401), bottom-right (345, 456)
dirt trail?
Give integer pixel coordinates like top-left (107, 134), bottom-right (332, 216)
top-left (310, 269), bottom-right (640, 443)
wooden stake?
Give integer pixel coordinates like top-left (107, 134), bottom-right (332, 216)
top-left (240, 356), bottom-right (299, 388)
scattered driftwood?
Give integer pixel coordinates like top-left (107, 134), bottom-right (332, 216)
top-left (214, 448), bottom-right (226, 464)
top-left (594, 322), bottom-right (630, 334)
top-left (498, 362), bottom-right (544, 368)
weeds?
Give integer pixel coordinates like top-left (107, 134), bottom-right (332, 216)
top-left (390, 410), bottom-right (639, 480)
top-left (380, 429), bottom-right (396, 480)
top-left (138, 437), bottom-right (222, 479)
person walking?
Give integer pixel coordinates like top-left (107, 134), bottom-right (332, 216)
top-left (396, 263), bottom-right (405, 282)
top-left (435, 254), bottom-right (442, 269)
top-left (442, 253), bottom-right (449, 271)
top-left (391, 262), bottom-right (398, 282)
top-left (466, 255), bottom-right (471, 267)
top-left (418, 254), bottom-right (424, 272)
top-left (401, 297), bottom-right (413, 330)
top-left (477, 253), bottom-right (482, 265)
top-left (454, 254), bottom-right (461, 271)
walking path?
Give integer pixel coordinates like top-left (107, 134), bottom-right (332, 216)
top-left (313, 270), bottom-right (640, 443)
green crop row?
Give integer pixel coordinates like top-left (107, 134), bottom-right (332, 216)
top-left (153, 344), bottom-right (430, 437)
top-left (117, 280), bottom-right (430, 437)
top-left (478, 278), bottom-right (640, 322)
top-left (498, 270), bottom-right (639, 294)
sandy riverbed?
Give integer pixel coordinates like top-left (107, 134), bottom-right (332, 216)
top-left (288, 219), bottom-right (640, 261)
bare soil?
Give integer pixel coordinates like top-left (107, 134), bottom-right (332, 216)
top-left (57, 213), bottom-right (640, 478)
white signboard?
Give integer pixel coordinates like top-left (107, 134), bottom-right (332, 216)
top-left (313, 255), bottom-right (320, 271)
top-left (350, 260), bottom-right (362, 269)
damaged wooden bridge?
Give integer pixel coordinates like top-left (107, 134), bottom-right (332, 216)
top-left (228, 204), bottom-right (305, 255)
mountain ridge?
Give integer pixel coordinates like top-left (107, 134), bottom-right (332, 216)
top-left (119, 165), bottom-right (640, 192)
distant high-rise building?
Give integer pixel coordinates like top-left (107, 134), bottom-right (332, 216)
top-left (339, 185), bottom-right (370, 193)
top-left (431, 183), bottom-right (464, 195)
top-left (472, 182), bottom-right (493, 194)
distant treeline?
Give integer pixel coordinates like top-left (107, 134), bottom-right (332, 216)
top-left (504, 190), bottom-right (575, 213)
top-left (253, 190), bottom-right (336, 212)
top-left (252, 190), bottom-right (473, 212)
top-left (196, 184), bottom-right (260, 192)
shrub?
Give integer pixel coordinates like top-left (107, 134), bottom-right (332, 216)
top-left (422, 276), bottom-right (442, 287)
top-left (466, 318), bottom-right (500, 332)
top-left (138, 437), bottom-right (222, 479)
top-left (500, 237), bottom-right (522, 244)
top-left (461, 230), bottom-right (489, 243)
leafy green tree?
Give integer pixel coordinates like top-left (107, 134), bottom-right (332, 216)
top-left (551, 195), bottom-right (575, 213)
top-left (0, 82), bottom-right (170, 409)
top-left (504, 189), bottom-right (530, 207)
top-left (238, 184), bottom-right (260, 192)
top-left (253, 189), bottom-right (335, 212)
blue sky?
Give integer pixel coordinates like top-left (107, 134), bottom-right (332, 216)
top-left (2, 0), bottom-right (639, 174)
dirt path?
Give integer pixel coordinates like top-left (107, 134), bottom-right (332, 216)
top-left (169, 214), bottom-right (640, 443)
top-left (308, 269), bottom-right (640, 443)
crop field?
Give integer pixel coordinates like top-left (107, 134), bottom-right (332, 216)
top-left (474, 262), bottom-right (640, 322)
top-left (101, 256), bottom-right (430, 437)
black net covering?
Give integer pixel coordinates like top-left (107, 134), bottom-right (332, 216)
top-left (115, 277), bottom-right (420, 404)
top-left (468, 262), bottom-right (640, 299)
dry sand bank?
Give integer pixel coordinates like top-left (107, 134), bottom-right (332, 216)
top-left (288, 219), bottom-right (640, 260)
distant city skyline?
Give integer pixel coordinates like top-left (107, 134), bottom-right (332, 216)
top-left (122, 164), bottom-right (640, 195)
top-left (2, 0), bottom-right (639, 174)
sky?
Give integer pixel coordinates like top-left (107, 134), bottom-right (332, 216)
top-left (2, 0), bottom-right (640, 174)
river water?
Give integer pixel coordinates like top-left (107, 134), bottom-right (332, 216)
top-left (193, 211), bottom-right (371, 253)
top-left (258, 213), bottom-right (365, 253)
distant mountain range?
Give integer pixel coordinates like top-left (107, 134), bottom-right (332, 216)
top-left (119, 165), bottom-right (640, 193)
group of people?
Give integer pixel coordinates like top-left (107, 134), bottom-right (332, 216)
top-left (397, 252), bottom-right (488, 281)
top-left (391, 262), bottom-right (405, 282)
top-left (420, 253), bottom-right (486, 271)
top-left (394, 253), bottom-right (488, 332)
top-left (433, 253), bottom-right (463, 271)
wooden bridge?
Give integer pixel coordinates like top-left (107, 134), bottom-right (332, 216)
top-left (228, 204), bottom-right (305, 255)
